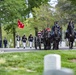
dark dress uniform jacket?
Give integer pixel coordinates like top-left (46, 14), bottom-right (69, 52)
top-left (22, 36), bottom-right (27, 42)
top-left (28, 36), bottom-right (33, 42)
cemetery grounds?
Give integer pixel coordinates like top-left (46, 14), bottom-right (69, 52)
top-left (0, 50), bottom-right (76, 75)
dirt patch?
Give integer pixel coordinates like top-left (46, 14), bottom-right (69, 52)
top-left (69, 59), bottom-right (76, 63)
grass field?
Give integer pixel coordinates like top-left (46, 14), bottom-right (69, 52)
top-left (0, 50), bottom-right (76, 75)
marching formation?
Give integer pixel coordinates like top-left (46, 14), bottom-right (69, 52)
top-left (16, 33), bottom-right (33, 49)
top-left (2, 20), bottom-right (76, 50)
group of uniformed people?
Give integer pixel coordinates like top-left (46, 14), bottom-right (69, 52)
top-left (16, 34), bottom-right (33, 49)
top-left (3, 20), bottom-right (76, 49)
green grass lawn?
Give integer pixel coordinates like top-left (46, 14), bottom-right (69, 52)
top-left (0, 50), bottom-right (76, 75)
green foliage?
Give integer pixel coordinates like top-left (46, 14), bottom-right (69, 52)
top-left (56, 0), bottom-right (76, 25)
top-left (0, 0), bottom-right (26, 33)
top-left (0, 50), bottom-right (76, 75)
top-left (0, 0), bottom-right (50, 33)
top-left (67, 0), bottom-right (76, 5)
top-left (0, 0), bottom-right (27, 47)
top-left (25, 0), bottom-right (50, 17)
top-left (16, 20), bottom-right (35, 36)
top-left (27, 4), bottom-right (55, 31)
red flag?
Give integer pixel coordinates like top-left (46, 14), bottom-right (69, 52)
top-left (18, 20), bottom-right (24, 28)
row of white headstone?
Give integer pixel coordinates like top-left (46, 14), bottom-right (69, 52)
top-left (43, 54), bottom-right (74, 75)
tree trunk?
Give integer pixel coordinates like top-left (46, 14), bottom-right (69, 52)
top-left (13, 27), bottom-right (16, 48)
top-left (0, 24), bottom-right (2, 48)
top-left (34, 27), bottom-right (38, 36)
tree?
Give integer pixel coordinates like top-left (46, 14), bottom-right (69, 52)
top-left (68, 0), bottom-right (76, 5)
top-left (0, 0), bottom-right (26, 47)
top-left (0, 0), bottom-right (5, 47)
top-left (25, 0), bottom-right (50, 18)
top-left (33, 4), bottom-right (54, 28)
top-left (56, 0), bottom-right (76, 25)
top-left (26, 4), bottom-right (55, 36)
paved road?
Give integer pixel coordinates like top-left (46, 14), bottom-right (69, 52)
top-left (0, 47), bottom-right (35, 53)
top-left (0, 46), bottom-right (76, 53)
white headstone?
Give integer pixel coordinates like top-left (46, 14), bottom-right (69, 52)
top-left (43, 54), bottom-right (74, 75)
top-left (44, 54), bottom-right (61, 71)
